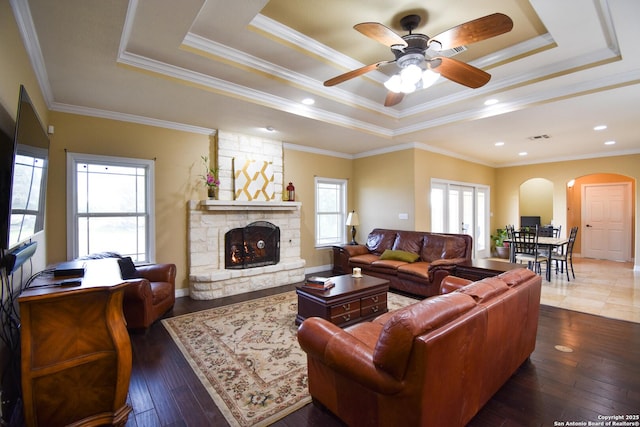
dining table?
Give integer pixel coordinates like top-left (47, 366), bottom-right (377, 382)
top-left (506, 236), bottom-right (569, 281)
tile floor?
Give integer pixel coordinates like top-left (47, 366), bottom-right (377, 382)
top-left (495, 256), bottom-right (640, 323)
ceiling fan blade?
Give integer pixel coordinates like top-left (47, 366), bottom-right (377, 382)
top-left (354, 22), bottom-right (408, 47)
top-left (430, 13), bottom-right (513, 50)
top-left (432, 57), bottom-right (491, 88)
top-left (324, 60), bottom-right (394, 87)
top-left (384, 91), bottom-right (405, 107)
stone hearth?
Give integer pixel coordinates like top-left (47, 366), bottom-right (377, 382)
top-left (188, 200), bottom-right (305, 299)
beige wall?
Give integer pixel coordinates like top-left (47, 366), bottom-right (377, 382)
top-left (47, 112), bottom-right (211, 291)
top-left (283, 148), bottom-right (354, 269)
top-left (354, 149), bottom-right (416, 235)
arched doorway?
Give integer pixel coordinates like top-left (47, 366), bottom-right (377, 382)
top-left (519, 178), bottom-right (553, 227)
top-left (566, 173), bottom-right (635, 261)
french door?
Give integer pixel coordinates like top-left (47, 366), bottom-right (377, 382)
top-left (431, 180), bottom-right (489, 259)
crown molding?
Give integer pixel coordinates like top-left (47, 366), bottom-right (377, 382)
top-left (50, 102), bottom-right (216, 135)
top-left (9, 0), bottom-right (54, 106)
top-left (283, 142), bottom-right (353, 159)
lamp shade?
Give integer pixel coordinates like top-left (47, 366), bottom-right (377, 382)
top-left (346, 211), bottom-right (359, 226)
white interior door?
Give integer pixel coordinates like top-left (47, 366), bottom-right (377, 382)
top-left (582, 183), bottom-right (631, 261)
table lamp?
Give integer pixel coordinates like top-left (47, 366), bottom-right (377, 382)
top-left (345, 211), bottom-right (360, 245)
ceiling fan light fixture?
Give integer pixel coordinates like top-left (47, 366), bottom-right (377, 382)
top-left (400, 64), bottom-right (423, 85)
top-left (384, 74), bottom-right (403, 93)
top-left (421, 69), bottom-right (439, 89)
top-left (400, 79), bottom-right (417, 94)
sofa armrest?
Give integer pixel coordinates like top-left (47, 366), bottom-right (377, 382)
top-left (439, 276), bottom-right (473, 294)
top-left (121, 278), bottom-right (153, 302)
top-left (427, 258), bottom-right (466, 282)
top-left (340, 244), bottom-right (370, 257)
top-left (136, 263), bottom-right (176, 284)
top-left (298, 318), bottom-right (403, 394)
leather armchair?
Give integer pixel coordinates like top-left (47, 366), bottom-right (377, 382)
top-left (121, 263), bottom-right (176, 330)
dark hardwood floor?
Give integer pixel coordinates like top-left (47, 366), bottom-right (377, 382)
top-left (125, 282), bottom-right (640, 427)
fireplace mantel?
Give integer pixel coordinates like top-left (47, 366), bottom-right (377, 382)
top-left (199, 200), bottom-right (301, 211)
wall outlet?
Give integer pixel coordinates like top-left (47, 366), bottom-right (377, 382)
top-left (398, 213), bottom-right (409, 220)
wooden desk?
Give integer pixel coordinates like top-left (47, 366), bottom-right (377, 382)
top-left (19, 259), bottom-right (132, 427)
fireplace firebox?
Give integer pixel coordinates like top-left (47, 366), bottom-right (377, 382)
top-left (225, 221), bottom-right (280, 269)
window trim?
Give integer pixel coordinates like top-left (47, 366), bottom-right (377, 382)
top-left (66, 152), bottom-right (155, 263)
top-left (314, 177), bottom-right (348, 248)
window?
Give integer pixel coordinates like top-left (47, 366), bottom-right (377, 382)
top-left (315, 177), bottom-right (347, 247)
top-left (431, 179), bottom-right (490, 259)
top-left (66, 153), bottom-right (155, 263)
top-left (9, 148), bottom-right (47, 247)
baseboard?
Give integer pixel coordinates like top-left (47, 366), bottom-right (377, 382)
top-left (305, 264), bottom-right (332, 275)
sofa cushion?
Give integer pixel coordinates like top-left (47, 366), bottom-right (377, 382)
top-left (373, 292), bottom-right (477, 380)
top-left (392, 231), bottom-right (424, 255)
top-left (421, 234), bottom-right (467, 262)
top-left (365, 229), bottom-right (398, 255)
top-left (379, 249), bottom-right (420, 263)
top-left (349, 254), bottom-right (380, 266)
top-left (397, 261), bottom-right (430, 279)
top-left (371, 259), bottom-right (409, 271)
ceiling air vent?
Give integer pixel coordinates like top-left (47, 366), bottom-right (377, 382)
top-left (528, 134), bottom-right (551, 141)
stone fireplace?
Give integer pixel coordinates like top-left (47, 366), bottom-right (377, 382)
top-left (187, 131), bottom-right (305, 299)
top-left (188, 200), bottom-right (305, 299)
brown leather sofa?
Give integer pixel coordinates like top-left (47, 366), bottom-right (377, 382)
top-left (297, 268), bottom-right (541, 427)
top-left (334, 228), bottom-right (473, 297)
top-left (121, 263), bottom-right (177, 330)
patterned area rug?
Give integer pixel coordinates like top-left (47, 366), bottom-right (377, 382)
top-left (162, 290), bottom-right (419, 426)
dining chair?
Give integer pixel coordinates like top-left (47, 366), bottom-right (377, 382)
top-left (512, 226), bottom-right (548, 275)
top-left (505, 224), bottom-right (516, 262)
top-left (552, 226), bottom-right (578, 281)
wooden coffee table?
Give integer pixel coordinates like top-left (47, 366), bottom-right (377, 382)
top-left (295, 274), bottom-right (389, 327)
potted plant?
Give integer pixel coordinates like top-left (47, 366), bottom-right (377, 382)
top-left (491, 228), bottom-right (509, 259)
top-left (201, 155), bottom-right (220, 199)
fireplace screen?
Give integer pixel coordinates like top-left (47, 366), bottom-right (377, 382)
top-left (225, 221), bottom-right (280, 269)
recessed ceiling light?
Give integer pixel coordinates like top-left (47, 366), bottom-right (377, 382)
top-left (519, 152), bottom-right (528, 156)
top-left (265, 126), bottom-right (275, 132)
top-left (604, 140), bottom-right (616, 145)
top-left (494, 141), bottom-right (505, 146)
top-left (302, 98), bottom-right (315, 105)
top-left (484, 99), bottom-right (499, 106)
top-left (593, 125), bottom-right (607, 131)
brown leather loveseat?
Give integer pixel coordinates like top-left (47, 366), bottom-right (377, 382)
top-left (297, 268), bottom-right (541, 427)
top-left (334, 228), bottom-right (472, 297)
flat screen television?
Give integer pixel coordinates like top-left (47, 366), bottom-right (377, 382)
top-left (0, 85), bottom-right (49, 251)
top-left (520, 216), bottom-right (541, 228)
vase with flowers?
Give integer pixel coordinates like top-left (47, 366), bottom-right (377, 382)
top-left (201, 155), bottom-right (219, 199)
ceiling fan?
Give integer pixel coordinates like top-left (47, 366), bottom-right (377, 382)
top-left (324, 13), bottom-right (513, 107)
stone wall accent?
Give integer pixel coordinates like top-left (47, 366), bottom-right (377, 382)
top-left (217, 131), bottom-right (283, 201)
